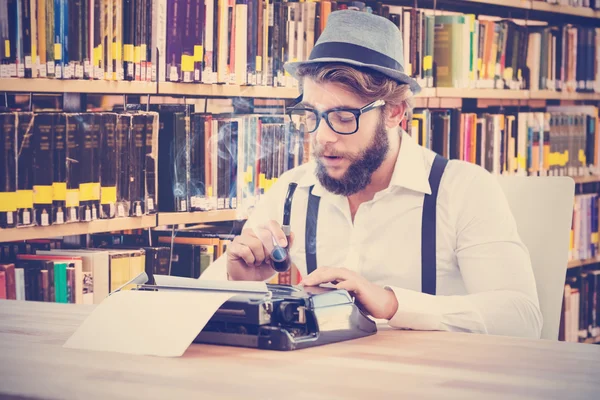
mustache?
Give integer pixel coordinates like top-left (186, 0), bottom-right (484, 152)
top-left (312, 145), bottom-right (355, 160)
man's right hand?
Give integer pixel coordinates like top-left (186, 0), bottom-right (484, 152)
top-left (226, 220), bottom-right (294, 281)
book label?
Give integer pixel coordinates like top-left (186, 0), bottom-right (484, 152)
top-left (22, 211), bottom-right (30, 225)
top-left (169, 66), bottom-right (178, 81)
top-left (7, 213), bottom-right (13, 225)
top-left (56, 211), bottom-right (64, 224)
top-left (41, 213), bottom-right (49, 226)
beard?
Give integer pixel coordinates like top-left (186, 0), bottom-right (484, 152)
top-left (313, 117), bottom-right (389, 196)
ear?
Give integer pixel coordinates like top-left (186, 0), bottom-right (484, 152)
top-left (384, 103), bottom-right (406, 129)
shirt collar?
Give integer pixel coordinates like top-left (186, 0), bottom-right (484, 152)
top-left (295, 129), bottom-right (432, 196)
top-left (389, 130), bottom-right (432, 195)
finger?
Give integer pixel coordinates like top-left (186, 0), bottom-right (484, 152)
top-left (302, 267), bottom-right (354, 286)
top-left (266, 220), bottom-right (288, 247)
top-left (236, 235), bottom-right (267, 266)
top-left (288, 231), bottom-right (295, 247)
top-left (227, 241), bottom-right (256, 266)
top-left (254, 226), bottom-right (278, 258)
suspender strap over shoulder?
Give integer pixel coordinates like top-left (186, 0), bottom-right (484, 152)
top-left (421, 154), bottom-right (448, 295)
top-left (306, 185), bottom-right (320, 275)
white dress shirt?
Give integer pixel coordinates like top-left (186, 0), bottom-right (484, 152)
top-left (202, 130), bottom-right (543, 339)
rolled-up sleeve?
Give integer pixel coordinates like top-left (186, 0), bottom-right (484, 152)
top-left (385, 168), bottom-right (543, 339)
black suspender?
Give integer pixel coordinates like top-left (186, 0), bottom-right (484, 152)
top-left (305, 185), bottom-right (320, 275)
top-left (421, 155), bottom-right (448, 295)
top-left (304, 154), bottom-right (448, 295)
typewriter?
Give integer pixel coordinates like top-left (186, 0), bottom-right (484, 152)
top-left (133, 275), bottom-right (378, 351)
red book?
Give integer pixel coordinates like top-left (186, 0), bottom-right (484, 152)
top-left (0, 264), bottom-right (16, 299)
top-left (0, 271), bottom-right (6, 299)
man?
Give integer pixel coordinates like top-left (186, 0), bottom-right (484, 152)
top-left (201, 10), bottom-right (543, 339)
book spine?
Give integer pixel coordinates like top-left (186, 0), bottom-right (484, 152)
top-left (32, 113), bottom-right (54, 227)
top-left (100, 113), bottom-right (117, 219)
top-left (52, 113), bottom-right (66, 224)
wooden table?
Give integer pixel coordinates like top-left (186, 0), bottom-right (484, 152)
top-left (0, 300), bottom-right (599, 400)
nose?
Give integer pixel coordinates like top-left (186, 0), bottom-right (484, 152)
top-left (314, 117), bottom-right (338, 147)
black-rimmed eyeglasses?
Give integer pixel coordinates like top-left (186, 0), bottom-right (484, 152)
top-left (286, 99), bottom-right (386, 135)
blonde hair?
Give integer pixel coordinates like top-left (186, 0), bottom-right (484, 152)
top-left (295, 62), bottom-right (415, 118)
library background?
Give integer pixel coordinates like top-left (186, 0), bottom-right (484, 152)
top-left (0, 0), bottom-right (599, 345)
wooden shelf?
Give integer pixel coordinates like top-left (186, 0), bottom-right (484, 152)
top-left (568, 257), bottom-right (600, 269)
top-left (0, 78), bottom-right (157, 94)
top-left (530, 90), bottom-right (600, 100)
top-left (436, 88), bottom-right (531, 99)
top-left (157, 82), bottom-right (300, 99)
top-left (157, 210), bottom-right (246, 226)
top-left (467, 0), bottom-right (532, 9)
top-left (530, 2), bottom-right (600, 18)
top-left (2, 78), bottom-right (599, 101)
top-left (573, 175), bottom-right (600, 184)
top-left (0, 215), bottom-right (157, 242)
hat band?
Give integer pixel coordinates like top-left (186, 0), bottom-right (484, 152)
top-left (308, 42), bottom-right (404, 73)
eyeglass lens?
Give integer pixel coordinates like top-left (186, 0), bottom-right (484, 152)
top-left (288, 109), bottom-right (358, 134)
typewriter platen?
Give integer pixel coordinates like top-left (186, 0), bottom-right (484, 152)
top-left (134, 276), bottom-right (377, 351)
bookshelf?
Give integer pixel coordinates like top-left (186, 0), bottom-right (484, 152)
top-left (0, 78), bottom-right (157, 95)
top-left (568, 256), bottom-right (600, 269)
top-left (157, 210), bottom-right (245, 226)
top-left (530, 91), bottom-right (600, 101)
top-left (435, 88), bottom-right (531, 100)
top-left (0, 215), bottom-right (157, 243)
top-left (0, 210), bottom-right (250, 242)
top-left (0, 0), bottom-right (599, 344)
top-left (573, 176), bottom-right (600, 184)
top-left (3, 80), bottom-right (600, 101)
top-left (529, 2), bottom-right (600, 18)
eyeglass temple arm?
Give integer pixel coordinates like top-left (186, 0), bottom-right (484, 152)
top-left (360, 99), bottom-right (386, 114)
top-left (286, 94), bottom-right (304, 112)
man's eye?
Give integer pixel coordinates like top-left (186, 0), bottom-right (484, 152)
top-left (332, 111), bottom-right (355, 123)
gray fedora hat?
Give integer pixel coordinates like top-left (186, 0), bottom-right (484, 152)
top-left (284, 9), bottom-right (421, 94)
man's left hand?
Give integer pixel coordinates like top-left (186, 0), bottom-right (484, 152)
top-left (300, 267), bottom-right (399, 320)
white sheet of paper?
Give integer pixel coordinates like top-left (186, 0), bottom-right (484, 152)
top-left (154, 275), bottom-right (268, 293)
top-left (63, 289), bottom-right (236, 357)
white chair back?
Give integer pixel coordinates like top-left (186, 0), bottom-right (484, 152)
top-left (495, 176), bottom-right (575, 340)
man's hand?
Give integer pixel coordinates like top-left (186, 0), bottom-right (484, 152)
top-left (300, 267), bottom-right (399, 320)
top-left (226, 220), bottom-right (294, 281)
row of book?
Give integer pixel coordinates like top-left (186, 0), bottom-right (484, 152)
top-left (560, 269), bottom-right (600, 343)
top-left (0, 104), bottom-right (311, 229)
top-left (570, 194), bottom-right (599, 263)
top-left (0, 227), bottom-right (234, 302)
top-left (2, 103), bottom-right (599, 229)
top-left (154, 104), bottom-right (308, 215)
top-left (1, 1), bottom-right (599, 93)
top-left (0, 110), bottom-right (158, 229)
top-left (408, 105), bottom-right (600, 178)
